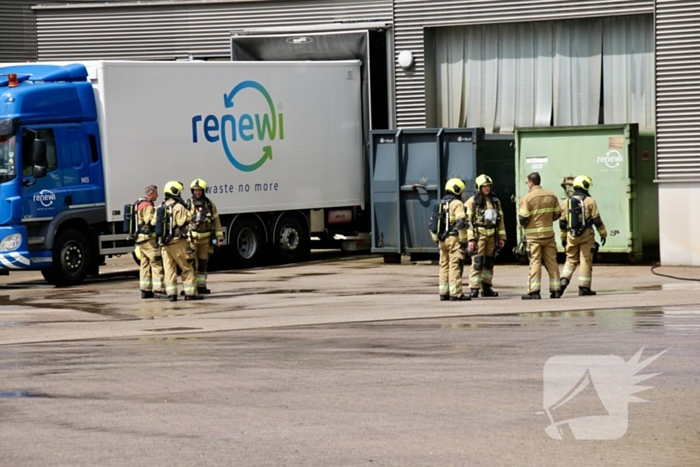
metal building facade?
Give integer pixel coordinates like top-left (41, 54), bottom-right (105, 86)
top-left (655, 0), bottom-right (700, 265)
top-left (1, 0), bottom-right (42, 61)
top-left (391, 0), bottom-right (654, 128)
top-left (32, 0), bottom-right (392, 60)
top-left (22, 0), bottom-right (700, 264)
top-left (655, 0), bottom-right (700, 182)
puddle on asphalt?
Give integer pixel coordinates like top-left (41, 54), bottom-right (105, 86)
top-left (0, 295), bottom-right (135, 320)
top-left (0, 321), bottom-right (27, 328)
top-left (261, 289), bottom-right (317, 295)
top-left (320, 307), bottom-right (694, 331)
top-left (295, 272), bottom-right (339, 277)
top-left (435, 307), bottom-right (698, 330)
top-left (634, 283), bottom-right (700, 291)
top-left (0, 391), bottom-right (51, 398)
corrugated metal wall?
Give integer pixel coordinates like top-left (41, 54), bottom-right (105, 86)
top-left (655, 0), bottom-right (700, 182)
top-left (1, 0), bottom-right (154, 62)
top-left (1, 0), bottom-right (38, 61)
top-left (393, 0), bottom-right (654, 128)
top-left (34, 0), bottom-right (392, 60)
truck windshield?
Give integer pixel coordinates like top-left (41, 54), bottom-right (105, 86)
top-left (0, 135), bottom-right (16, 183)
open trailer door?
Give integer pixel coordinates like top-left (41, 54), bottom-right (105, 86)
top-left (230, 22), bottom-right (393, 136)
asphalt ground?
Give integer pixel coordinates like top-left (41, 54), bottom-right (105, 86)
top-left (0, 253), bottom-right (698, 466)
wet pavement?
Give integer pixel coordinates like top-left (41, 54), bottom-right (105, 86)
top-left (0, 255), bottom-right (699, 466)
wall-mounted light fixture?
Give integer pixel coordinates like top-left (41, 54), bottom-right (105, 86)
top-left (398, 50), bottom-right (414, 70)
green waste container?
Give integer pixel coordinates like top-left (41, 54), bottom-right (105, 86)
top-left (514, 124), bottom-right (659, 262)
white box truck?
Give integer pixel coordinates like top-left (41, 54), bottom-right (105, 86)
top-left (0, 60), bottom-right (368, 285)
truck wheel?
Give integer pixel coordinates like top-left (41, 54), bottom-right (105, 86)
top-left (41, 228), bottom-right (92, 286)
top-left (229, 216), bottom-right (264, 267)
top-left (273, 213), bottom-right (309, 263)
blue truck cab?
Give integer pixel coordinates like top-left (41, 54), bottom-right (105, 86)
top-left (0, 64), bottom-right (108, 285)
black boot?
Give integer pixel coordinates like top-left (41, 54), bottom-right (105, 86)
top-left (470, 289), bottom-right (480, 298)
top-left (141, 291), bottom-right (154, 299)
top-left (449, 294), bottom-right (471, 301)
top-left (439, 295), bottom-right (450, 301)
top-left (197, 287), bottom-right (211, 295)
top-left (481, 285), bottom-right (498, 297)
top-left (521, 292), bottom-right (541, 300)
top-left (550, 291), bottom-right (562, 299)
top-left (560, 277), bottom-right (570, 293)
top-left (168, 295), bottom-right (177, 302)
top-left (185, 295), bottom-right (204, 301)
top-left (579, 287), bottom-right (597, 296)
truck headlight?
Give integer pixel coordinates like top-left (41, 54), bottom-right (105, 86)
top-left (0, 233), bottom-right (21, 252)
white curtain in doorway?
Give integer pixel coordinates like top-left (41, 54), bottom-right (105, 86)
top-left (434, 15), bottom-right (653, 132)
top-left (603, 15), bottom-right (655, 130)
top-left (553, 19), bottom-right (602, 126)
top-left (436, 23), bottom-right (555, 132)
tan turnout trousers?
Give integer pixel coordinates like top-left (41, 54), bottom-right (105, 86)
top-left (562, 230), bottom-right (596, 288)
top-left (469, 235), bottom-right (496, 289)
top-left (527, 237), bottom-right (561, 294)
top-left (138, 238), bottom-right (164, 293)
top-left (439, 236), bottom-right (465, 298)
top-left (191, 236), bottom-right (214, 289)
top-left (163, 238), bottom-right (197, 298)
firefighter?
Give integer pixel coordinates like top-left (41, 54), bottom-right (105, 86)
top-left (518, 172), bottom-right (562, 300)
top-left (559, 175), bottom-right (608, 296)
top-left (430, 178), bottom-right (471, 301)
top-left (135, 185), bottom-right (166, 299)
top-left (160, 181), bottom-right (202, 301)
top-left (465, 174), bottom-right (507, 298)
top-left (186, 178), bottom-right (224, 295)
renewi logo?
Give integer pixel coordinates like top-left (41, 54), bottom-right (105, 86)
top-left (598, 150), bottom-right (623, 169)
top-left (33, 189), bottom-right (56, 208)
top-left (191, 81), bottom-right (284, 172)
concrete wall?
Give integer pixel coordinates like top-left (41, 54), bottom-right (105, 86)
top-left (659, 183), bottom-right (700, 266)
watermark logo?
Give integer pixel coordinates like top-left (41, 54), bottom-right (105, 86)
top-left (598, 150), bottom-right (623, 169)
top-left (33, 189), bottom-right (56, 208)
top-left (542, 347), bottom-right (667, 440)
top-left (191, 80), bottom-right (284, 172)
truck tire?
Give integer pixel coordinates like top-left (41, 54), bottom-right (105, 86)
top-left (229, 216), bottom-right (264, 267)
top-left (41, 228), bottom-right (92, 286)
top-left (273, 213), bottom-right (309, 263)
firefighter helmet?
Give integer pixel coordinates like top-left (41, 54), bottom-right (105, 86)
top-left (190, 178), bottom-right (207, 193)
top-left (445, 178), bottom-right (466, 196)
top-left (475, 174), bottom-right (493, 190)
top-left (164, 180), bottom-right (184, 197)
top-left (573, 175), bottom-right (593, 191)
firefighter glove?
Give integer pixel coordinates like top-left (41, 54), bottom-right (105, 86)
top-left (601, 237), bottom-right (606, 246)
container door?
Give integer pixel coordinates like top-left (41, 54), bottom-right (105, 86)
top-left (370, 130), bottom-right (400, 254)
top-left (398, 129), bottom-right (441, 253)
top-left (515, 124), bottom-right (637, 255)
top-left (370, 128), bottom-right (480, 255)
top-left (399, 129), bottom-right (479, 254)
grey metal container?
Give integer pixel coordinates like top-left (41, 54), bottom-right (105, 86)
top-left (370, 128), bottom-right (483, 263)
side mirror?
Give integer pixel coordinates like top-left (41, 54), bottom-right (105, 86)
top-left (33, 165), bottom-right (47, 179)
top-left (31, 138), bottom-right (48, 166)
